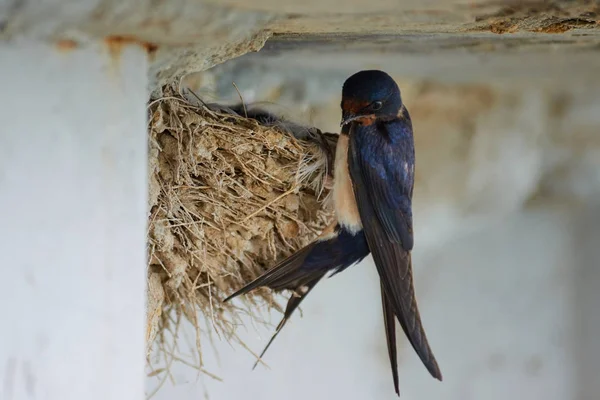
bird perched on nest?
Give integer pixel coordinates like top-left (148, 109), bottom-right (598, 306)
top-left (224, 70), bottom-right (442, 395)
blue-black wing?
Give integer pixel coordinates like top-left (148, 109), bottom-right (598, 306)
top-left (348, 118), bottom-right (442, 386)
top-left (223, 242), bottom-right (327, 369)
top-left (349, 119), bottom-right (415, 251)
top-left (224, 225), bottom-right (369, 368)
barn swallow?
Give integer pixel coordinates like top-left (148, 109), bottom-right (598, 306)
top-left (223, 70), bottom-right (441, 394)
top-left (340, 70), bottom-right (442, 393)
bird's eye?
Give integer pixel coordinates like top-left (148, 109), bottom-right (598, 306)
top-left (371, 101), bottom-right (383, 111)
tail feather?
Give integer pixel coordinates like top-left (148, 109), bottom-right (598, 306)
top-left (223, 244), bottom-right (316, 303)
top-left (251, 275), bottom-right (324, 369)
top-left (382, 284), bottom-right (400, 395)
top-left (392, 256), bottom-right (442, 381)
top-left (223, 224), bottom-right (369, 369)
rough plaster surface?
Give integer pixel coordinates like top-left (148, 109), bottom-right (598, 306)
top-left (0, 40), bottom-right (149, 399)
top-left (2, 0), bottom-right (599, 90)
top-left (0, 0), bottom-right (276, 90)
top-left (268, 1), bottom-right (600, 34)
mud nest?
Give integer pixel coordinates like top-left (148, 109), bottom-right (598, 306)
top-left (146, 85), bottom-right (337, 381)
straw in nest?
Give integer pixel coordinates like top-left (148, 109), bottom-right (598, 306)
top-left (146, 85), bottom-right (338, 384)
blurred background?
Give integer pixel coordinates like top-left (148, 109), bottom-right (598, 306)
top-left (146, 2), bottom-right (600, 400)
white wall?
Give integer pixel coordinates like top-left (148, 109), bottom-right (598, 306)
top-left (0, 40), bottom-right (149, 400)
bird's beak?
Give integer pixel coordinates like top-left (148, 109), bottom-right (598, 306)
top-left (340, 111), bottom-right (365, 127)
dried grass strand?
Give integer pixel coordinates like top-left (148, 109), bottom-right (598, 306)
top-left (145, 84), bottom-right (335, 390)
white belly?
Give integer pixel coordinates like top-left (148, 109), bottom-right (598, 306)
top-left (333, 134), bottom-right (362, 234)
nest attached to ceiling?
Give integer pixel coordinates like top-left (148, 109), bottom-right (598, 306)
top-left (145, 85), bottom-right (337, 384)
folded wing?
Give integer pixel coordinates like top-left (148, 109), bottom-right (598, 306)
top-left (348, 124), bottom-right (442, 383)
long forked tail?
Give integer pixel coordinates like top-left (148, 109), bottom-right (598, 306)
top-left (382, 283), bottom-right (399, 395)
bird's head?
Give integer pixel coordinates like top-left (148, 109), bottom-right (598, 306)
top-left (340, 70), bottom-right (402, 127)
